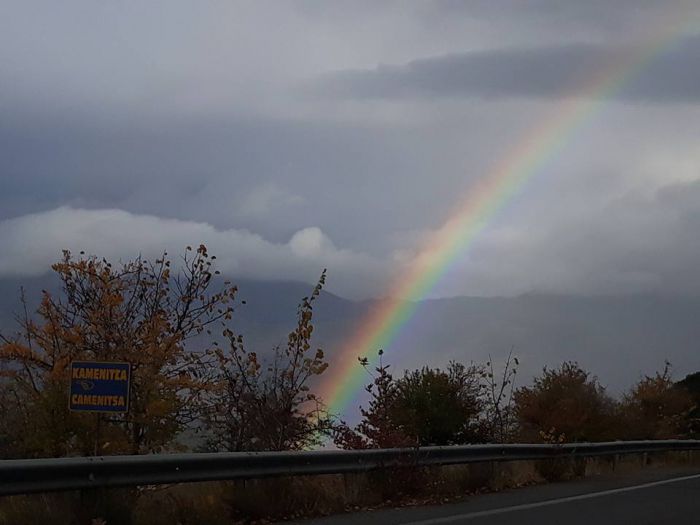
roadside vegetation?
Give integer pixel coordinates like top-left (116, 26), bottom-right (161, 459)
top-left (1, 247), bottom-right (699, 523)
top-left (333, 354), bottom-right (698, 450)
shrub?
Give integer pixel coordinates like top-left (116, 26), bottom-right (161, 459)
top-left (391, 362), bottom-right (485, 445)
top-left (335, 352), bottom-right (486, 448)
top-left (514, 362), bottom-right (616, 443)
top-left (619, 363), bottom-right (695, 439)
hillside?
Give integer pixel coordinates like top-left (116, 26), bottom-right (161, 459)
top-left (1, 276), bottom-right (699, 399)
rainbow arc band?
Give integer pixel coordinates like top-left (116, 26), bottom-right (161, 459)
top-left (320, 6), bottom-right (700, 418)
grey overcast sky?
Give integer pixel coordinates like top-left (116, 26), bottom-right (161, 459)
top-left (1, 0), bottom-right (700, 299)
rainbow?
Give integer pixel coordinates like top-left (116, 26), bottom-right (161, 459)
top-left (320, 8), bottom-right (699, 419)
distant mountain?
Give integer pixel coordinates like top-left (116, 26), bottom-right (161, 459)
top-left (386, 293), bottom-right (700, 397)
top-left (0, 275), bottom-right (360, 351)
top-left (0, 274), bottom-right (61, 331)
top-left (1, 275), bottom-right (699, 398)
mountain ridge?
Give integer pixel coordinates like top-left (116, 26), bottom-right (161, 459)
top-left (1, 275), bottom-right (698, 396)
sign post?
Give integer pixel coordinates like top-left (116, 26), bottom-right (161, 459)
top-left (69, 361), bottom-right (131, 413)
top-left (69, 361), bottom-right (131, 511)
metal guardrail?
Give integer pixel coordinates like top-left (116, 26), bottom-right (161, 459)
top-left (2, 440), bottom-right (699, 496)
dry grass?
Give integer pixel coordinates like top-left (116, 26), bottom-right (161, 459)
top-left (0, 493), bottom-right (77, 525)
top-left (134, 483), bottom-right (232, 525)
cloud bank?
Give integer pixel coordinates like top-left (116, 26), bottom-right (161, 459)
top-left (0, 207), bottom-right (386, 300)
top-left (316, 36), bottom-right (700, 103)
top-left (5, 176), bottom-right (700, 302)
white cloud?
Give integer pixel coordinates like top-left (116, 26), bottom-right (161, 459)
top-left (0, 207), bottom-right (386, 299)
top-left (289, 227), bottom-right (331, 256)
top-left (3, 171), bottom-right (700, 302)
top-left (431, 177), bottom-right (700, 297)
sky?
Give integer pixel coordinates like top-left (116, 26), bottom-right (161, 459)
top-left (1, 1), bottom-right (700, 300)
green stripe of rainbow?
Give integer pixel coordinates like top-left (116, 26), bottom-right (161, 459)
top-left (320, 7), bottom-right (699, 419)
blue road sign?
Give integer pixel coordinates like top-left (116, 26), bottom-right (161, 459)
top-left (69, 361), bottom-right (130, 413)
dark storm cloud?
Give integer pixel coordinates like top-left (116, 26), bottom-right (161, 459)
top-left (2, 0), bottom-right (700, 302)
top-left (316, 36), bottom-right (700, 103)
top-left (434, 0), bottom-right (691, 32)
top-left (439, 0), bottom-right (662, 18)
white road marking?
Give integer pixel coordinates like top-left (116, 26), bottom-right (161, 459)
top-left (403, 473), bottom-right (700, 524)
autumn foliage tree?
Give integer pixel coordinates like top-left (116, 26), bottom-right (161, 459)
top-left (514, 362), bottom-right (616, 443)
top-left (204, 271), bottom-right (332, 451)
top-left (0, 245), bottom-right (236, 458)
top-left (619, 363), bottom-right (695, 439)
top-left (677, 371), bottom-right (700, 438)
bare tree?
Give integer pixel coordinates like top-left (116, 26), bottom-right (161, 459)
top-left (204, 271), bottom-right (332, 451)
top-left (482, 349), bottom-right (519, 443)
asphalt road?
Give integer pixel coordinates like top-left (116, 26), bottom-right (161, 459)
top-left (294, 466), bottom-right (700, 525)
